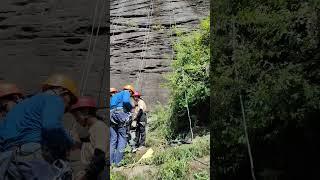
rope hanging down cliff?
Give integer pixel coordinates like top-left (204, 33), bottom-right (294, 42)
top-left (135, 0), bottom-right (154, 94)
top-left (97, 1), bottom-right (108, 107)
top-left (231, 18), bottom-right (256, 180)
top-left (79, 0), bottom-right (104, 96)
top-left (111, 0), bottom-right (125, 44)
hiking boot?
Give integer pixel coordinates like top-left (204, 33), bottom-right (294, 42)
top-left (132, 148), bottom-right (137, 153)
top-left (138, 146), bottom-right (146, 151)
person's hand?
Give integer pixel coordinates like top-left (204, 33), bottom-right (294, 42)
top-left (79, 175), bottom-right (87, 180)
top-left (75, 171), bottom-right (86, 180)
top-left (71, 141), bottom-right (82, 150)
top-left (131, 120), bottom-right (137, 128)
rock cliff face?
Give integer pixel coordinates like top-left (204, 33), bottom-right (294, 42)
top-left (0, 0), bottom-right (209, 110)
top-left (0, 0), bottom-right (106, 98)
top-left (110, 0), bottom-right (209, 109)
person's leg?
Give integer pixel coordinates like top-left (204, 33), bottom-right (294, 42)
top-left (129, 128), bottom-right (137, 150)
top-left (134, 127), bottom-right (140, 150)
top-left (115, 126), bottom-right (128, 165)
top-left (138, 113), bottom-right (147, 147)
top-left (97, 165), bottom-right (109, 180)
top-left (110, 126), bottom-right (118, 165)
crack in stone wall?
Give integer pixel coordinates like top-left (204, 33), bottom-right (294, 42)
top-left (0, 0), bottom-right (106, 97)
top-left (110, 0), bottom-right (209, 109)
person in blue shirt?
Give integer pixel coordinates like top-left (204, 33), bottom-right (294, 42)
top-left (0, 74), bottom-right (79, 164)
top-left (110, 84), bottom-right (135, 166)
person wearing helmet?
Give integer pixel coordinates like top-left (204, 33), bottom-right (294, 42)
top-left (70, 96), bottom-right (108, 180)
top-left (0, 74), bottom-right (79, 169)
top-left (0, 83), bottom-right (24, 119)
top-left (132, 91), bottom-right (147, 151)
top-left (109, 84), bottom-right (135, 166)
top-left (110, 88), bottom-right (118, 97)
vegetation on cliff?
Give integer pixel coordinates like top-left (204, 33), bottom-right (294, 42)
top-left (111, 17), bottom-right (211, 180)
top-left (211, 0), bottom-right (320, 179)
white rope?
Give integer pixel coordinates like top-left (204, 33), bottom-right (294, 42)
top-left (81, 0), bottom-right (105, 94)
top-left (80, 0), bottom-right (101, 95)
top-left (185, 84), bottom-right (194, 141)
top-left (111, 0), bottom-right (125, 44)
top-left (136, 0), bottom-right (151, 92)
top-left (232, 19), bottom-right (256, 180)
top-left (135, 0), bottom-right (154, 93)
top-left (97, 0), bottom-right (108, 107)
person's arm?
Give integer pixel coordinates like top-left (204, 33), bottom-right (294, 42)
top-left (41, 96), bottom-right (74, 148)
top-left (122, 91), bottom-right (133, 109)
top-left (84, 123), bottom-right (107, 179)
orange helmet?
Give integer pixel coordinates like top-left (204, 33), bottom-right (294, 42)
top-left (42, 74), bottom-right (79, 97)
top-left (123, 85), bottom-right (135, 93)
top-left (0, 83), bottom-right (23, 98)
top-left (110, 88), bottom-right (118, 93)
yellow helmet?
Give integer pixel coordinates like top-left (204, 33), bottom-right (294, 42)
top-left (42, 74), bottom-right (79, 98)
top-left (123, 84), bottom-right (135, 93)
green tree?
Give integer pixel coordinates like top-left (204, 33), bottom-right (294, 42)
top-left (165, 17), bottom-right (210, 138)
top-left (211, 0), bottom-right (320, 179)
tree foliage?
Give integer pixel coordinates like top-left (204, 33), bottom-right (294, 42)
top-left (164, 17), bottom-right (210, 138)
top-left (211, 0), bottom-right (320, 179)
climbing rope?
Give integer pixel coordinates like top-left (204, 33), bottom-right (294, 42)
top-left (135, 0), bottom-right (154, 94)
top-left (111, 0), bottom-right (125, 44)
top-left (81, 2), bottom-right (105, 95)
top-left (232, 19), bottom-right (256, 180)
top-left (80, 0), bottom-right (105, 95)
top-left (79, 0), bottom-right (101, 95)
top-left (97, 0), bottom-right (108, 107)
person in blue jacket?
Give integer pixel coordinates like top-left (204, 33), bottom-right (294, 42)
top-left (110, 84), bottom-right (135, 166)
top-left (0, 74), bottom-right (79, 164)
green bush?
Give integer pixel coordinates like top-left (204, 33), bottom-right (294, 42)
top-left (163, 17), bottom-right (210, 138)
top-left (150, 135), bottom-right (210, 166)
top-left (193, 170), bottom-right (210, 180)
top-left (147, 104), bottom-right (172, 141)
top-left (211, 0), bottom-right (320, 178)
top-left (110, 171), bottom-right (126, 180)
top-left (157, 159), bottom-right (189, 180)
top-left (152, 136), bottom-right (210, 179)
top-left (146, 17), bottom-right (210, 140)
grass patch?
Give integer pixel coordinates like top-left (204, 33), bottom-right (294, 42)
top-left (142, 135), bottom-right (210, 179)
top-left (146, 104), bottom-right (171, 145)
top-left (193, 170), bottom-right (210, 180)
top-left (149, 135), bottom-right (210, 166)
top-left (110, 171), bottom-right (126, 180)
top-left (157, 159), bottom-right (190, 179)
